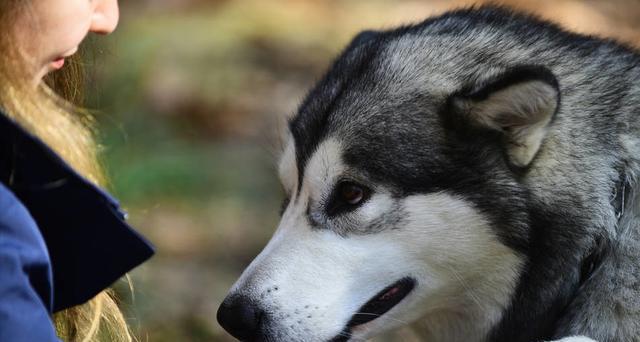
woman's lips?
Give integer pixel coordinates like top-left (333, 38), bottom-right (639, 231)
top-left (51, 57), bottom-right (65, 70)
top-left (49, 47), bottom-right (77, 71)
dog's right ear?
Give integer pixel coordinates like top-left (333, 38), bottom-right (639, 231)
top-left (446, 65), bottom-right (560, 168)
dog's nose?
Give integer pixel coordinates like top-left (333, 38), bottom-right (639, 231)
top-left (217, 295), bottom-right (264, 340)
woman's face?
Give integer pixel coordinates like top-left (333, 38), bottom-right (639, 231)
top-left (16, 0), bottom-right (119, 83)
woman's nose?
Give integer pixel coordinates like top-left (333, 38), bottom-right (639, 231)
top-left (90, 0), bottom-right (119, 35)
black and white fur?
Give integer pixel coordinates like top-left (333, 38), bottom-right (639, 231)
top-left (218, 6), bottom-right (640, 342)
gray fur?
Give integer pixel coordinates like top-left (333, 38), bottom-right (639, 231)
top-left (290, 5), bottom-right (640, 341)
top-left (220, 6), bottom-right (640, 341)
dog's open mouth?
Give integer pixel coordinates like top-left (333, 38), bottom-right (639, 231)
top-left (330, 277), bottom-right (415, 341)
top-left (347, 277), bottom-right (416, 328)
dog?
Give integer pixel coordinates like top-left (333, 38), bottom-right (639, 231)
top-left (217, 6), bottom-right (640, 342)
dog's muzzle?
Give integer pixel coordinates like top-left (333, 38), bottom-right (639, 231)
top-left (217, 277), bottom-right (416, 342)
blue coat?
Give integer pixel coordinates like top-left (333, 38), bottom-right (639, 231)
top-left (0, 113), bottom-right (154, 341)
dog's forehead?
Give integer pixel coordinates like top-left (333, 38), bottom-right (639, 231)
top-left (279, 134), bottom-right (344, 192)
top-left (285, 33), bottom-right (465, 189)
top-left (288, 91), bottom-right (447, 193)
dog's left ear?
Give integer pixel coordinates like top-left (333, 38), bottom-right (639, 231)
top-left (447, 65), bottom-right (560, 168)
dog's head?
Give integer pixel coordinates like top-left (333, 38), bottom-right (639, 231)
top-left (218, 18), bottom-right (560, 341)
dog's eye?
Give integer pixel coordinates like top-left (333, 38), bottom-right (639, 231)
top-left (326, 181), bottom-right (371, 217)
top-left (339, 182), bottom-right (365, 205)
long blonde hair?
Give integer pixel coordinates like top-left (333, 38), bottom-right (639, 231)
top-left (0, 1), bottom-right (132, 341)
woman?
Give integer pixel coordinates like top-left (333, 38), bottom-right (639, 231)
top-left (0, 1), bottom-right (154, 341)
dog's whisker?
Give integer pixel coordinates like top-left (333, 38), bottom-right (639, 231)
top-left (379, 313), bottom-right (411, 326)
top-left (336, 331), bottom-right (365, 342)
top-left (447, 267), bottom-right (484, 310)
top-left (351, 311), bottom-right (410, 325)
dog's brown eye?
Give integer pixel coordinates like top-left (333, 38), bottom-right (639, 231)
top-left (340, 182), bottom-right (365, 205)
top-left (326, 181), bottom-right (371, 217)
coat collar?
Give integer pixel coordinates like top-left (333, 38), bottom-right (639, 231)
top-left (0, 113), bottom-right (154, 312)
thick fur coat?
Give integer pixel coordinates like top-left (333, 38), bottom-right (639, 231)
top-left (218, 6), bottom-right (640, 342)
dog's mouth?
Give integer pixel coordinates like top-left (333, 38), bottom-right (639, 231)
top-left (330, 277), bottom-right (416, 341)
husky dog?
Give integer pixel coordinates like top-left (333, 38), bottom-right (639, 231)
top-left (217, 6), bottom-right (640, 342)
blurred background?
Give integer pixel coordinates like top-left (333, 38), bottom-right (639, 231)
top-left (85, 0), bottom-right (640, 341)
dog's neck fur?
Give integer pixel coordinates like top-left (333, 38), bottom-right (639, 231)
top-left (487, 169), bottom-right (639, 341)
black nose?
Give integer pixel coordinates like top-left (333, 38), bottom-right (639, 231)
top-left (217, 295), bottom-right (264, 341)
